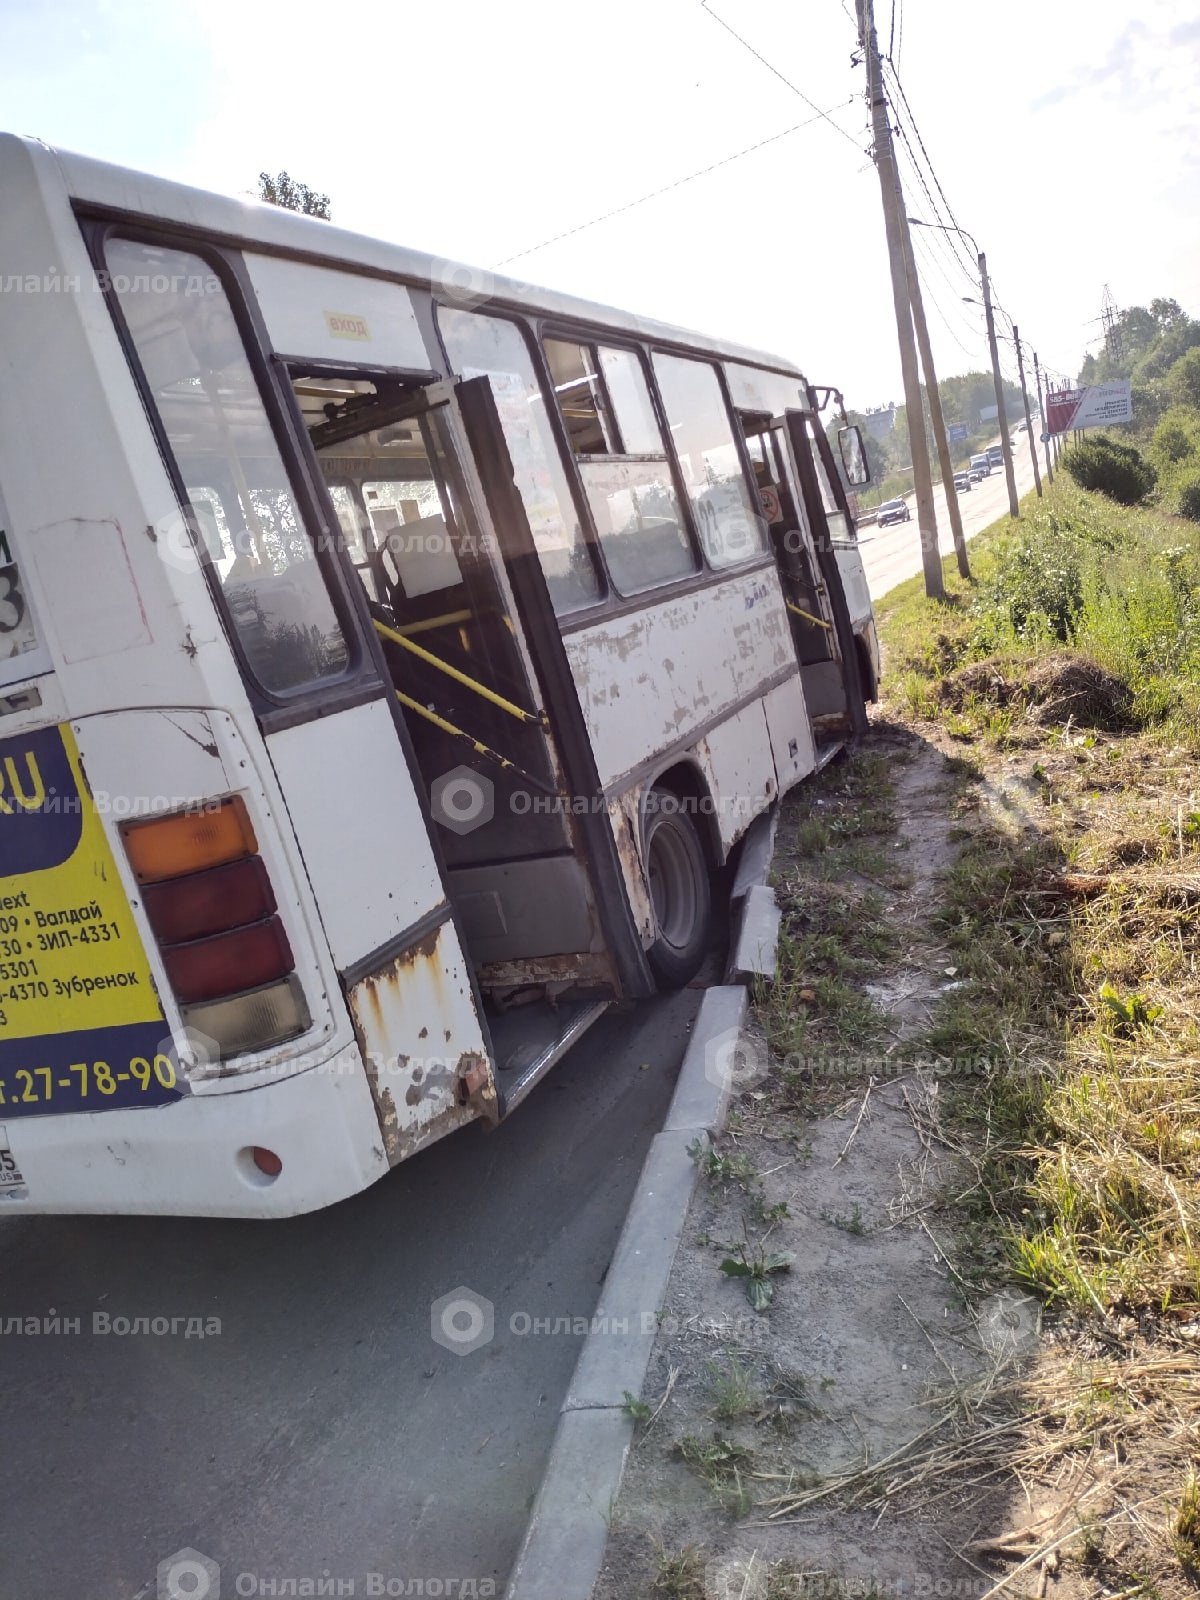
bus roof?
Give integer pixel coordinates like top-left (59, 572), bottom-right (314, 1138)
top-left (9, 133), bottom-right (809, 385)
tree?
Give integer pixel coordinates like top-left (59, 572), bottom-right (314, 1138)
top-left (1075, 296), bottom-right (1200, 388)
top-left (257, 171), bottom-right (331, 220)
top-left (1167, 348), bottom-right (1200, 411)
top-left (1150, 297), bottom-right (1185, 329)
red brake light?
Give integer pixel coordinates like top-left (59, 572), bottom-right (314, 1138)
top-left (142, 856), bottom-right (276, 945)
top-left (161, 915), bottom-right (294, 1006)
top-left (124, 793), bottom-right (310, 1061)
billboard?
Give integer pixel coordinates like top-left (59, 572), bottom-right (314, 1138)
top-left (948, 422), bottom-right (969, 444)
top-left (979, 404), bottom-right (999, 423)
top-left (1046, 380), bottom-right (1133, 436)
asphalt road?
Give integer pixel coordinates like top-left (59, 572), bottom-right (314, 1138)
top-left (859, 437), bottom-right (1045, 599)
top-left (0, 989), bottom-right (701, 1599)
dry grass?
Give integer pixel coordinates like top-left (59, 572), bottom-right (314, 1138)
top-left (757, 1341), bottom-right (1200, 1594)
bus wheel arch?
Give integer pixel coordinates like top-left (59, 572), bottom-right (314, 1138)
top-left (638, 760), bottom-right (718, 989)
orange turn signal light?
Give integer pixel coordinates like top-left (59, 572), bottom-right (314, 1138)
top-left (122, 798), bottom-right (257, 885)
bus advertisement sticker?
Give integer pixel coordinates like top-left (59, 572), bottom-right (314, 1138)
top-left (0, 723), bottom-right (184, 1119)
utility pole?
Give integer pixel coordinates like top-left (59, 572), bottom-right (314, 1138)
top-left (979, 251), bottom-right (1019, 519)
top-left (856, 0), bottom-right (944, 599)
top-left (1011, 326), bottom-right (1042, 498)
top-left (899, 212), bottom-right (970, 577)
top-left (1033, 351), bottom-right (1053, 484)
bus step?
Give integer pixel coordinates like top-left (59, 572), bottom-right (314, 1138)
top-left (812, 738), bottom-right (847, 774)
top-left (811, 711), bottom-right (853, 742)
top-left (489, 1000), bottom-right (612, 1118)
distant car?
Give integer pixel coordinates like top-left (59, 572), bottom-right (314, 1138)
top-left (953, 472), bottom-right (972, 493)
top-left (877, 498), bottom-right (911, 526)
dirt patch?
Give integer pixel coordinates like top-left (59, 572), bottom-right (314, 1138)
top-left (938, 651), bottom-right (1135, 731)
top-left (595, 734), bottom-right (1038, 1600)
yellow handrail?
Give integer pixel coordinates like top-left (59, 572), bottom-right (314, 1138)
top-left (374, 616), bottom-right (545, 728)
top-left (392, 689), bottom-right (554, 794)
top-left (786, 601), bottom-right (832, 631)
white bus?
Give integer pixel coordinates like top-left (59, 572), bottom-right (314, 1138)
top-left (0, 134), bottom-right (877, 1217)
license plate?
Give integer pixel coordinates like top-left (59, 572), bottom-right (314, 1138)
top-left (0, 1126), bottom-right (27, 1198)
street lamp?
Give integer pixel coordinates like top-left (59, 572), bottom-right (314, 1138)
top-left (907, 216), bottom-right (982, 266)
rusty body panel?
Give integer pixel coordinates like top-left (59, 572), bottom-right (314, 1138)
top-left (563, 564), bottom-right (794, 796)
top-left (348, 918), bottom-right (494, 1164)
top-left (480, 949), bottom-right (617, 1001)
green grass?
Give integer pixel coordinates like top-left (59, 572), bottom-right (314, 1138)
top-left (705, 1356), bottom-right (764, 1421)
top-left (876, 479), bottom-right (1200, 744)
top-left (760, 751), bottom-right (900, 1059)
top-left (878, 483), bottom-right (1200, 1324)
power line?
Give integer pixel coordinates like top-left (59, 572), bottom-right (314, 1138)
top-left (699, 1), bottom-right (865, 151)
top-left (882, 59), bottom-right (978, 279)
top-left (907, 225), bottom-right (985, 334)
top-left (909, 230), bottom-right (992, 360)
top-left (893, 137), bottom-right (979, 294)
top-left (495, 100), bottom-right (858, 265)
top-left (914, 275), bottom-right (987, 364)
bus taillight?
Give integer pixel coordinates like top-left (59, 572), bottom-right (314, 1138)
top-left (121, 800), bottom-right (311, 1060)
top-left (122, 797), bottom-right (257, 883)
top-left (161, 915), bottom-right (295, 1005)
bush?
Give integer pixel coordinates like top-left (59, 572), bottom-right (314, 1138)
top-left (1180, 478), bottom-right (1200, 523)
top-left (976, 526), bottom-right (1083, 642)
top-left (1152, 411), bottom-right (1197, 465)
top-left (1062, 436), bottom-right (1156, 505)
top-left (1167, 347), bottom-right (1200, 410)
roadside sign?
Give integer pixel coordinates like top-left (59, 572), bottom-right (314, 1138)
top-left (948, 422), bottom-right (969, 444)
top-left (1045, 381), bottom-right (1133, 436)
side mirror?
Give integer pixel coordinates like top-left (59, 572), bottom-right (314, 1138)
top-left (838, 424), bottom-right (871, 487)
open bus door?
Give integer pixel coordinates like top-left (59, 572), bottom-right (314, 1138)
top-left (741, 405), bottom-right (868, 744)
top-left (779, 406), bottom-right (870, 737)
top-left (290, 368), bottom-right (653, 1112)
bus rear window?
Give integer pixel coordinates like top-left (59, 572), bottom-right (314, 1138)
top-left (107, 240), bottom-right (349, 696)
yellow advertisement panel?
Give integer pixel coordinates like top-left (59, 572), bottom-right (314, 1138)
top-left (0, 724), bottom-right (182, 1116)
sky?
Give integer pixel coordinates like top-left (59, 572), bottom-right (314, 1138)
top-left (2, 0), bottom-right (1198, 411)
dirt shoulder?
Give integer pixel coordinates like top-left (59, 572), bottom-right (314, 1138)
top-left (597, 732), bottom-right (1027, 1600)
top-left (596, 483), bottom-right (1200, 1600)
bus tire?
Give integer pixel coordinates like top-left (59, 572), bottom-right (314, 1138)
top-left (643, 787), bottom-right (713, 988)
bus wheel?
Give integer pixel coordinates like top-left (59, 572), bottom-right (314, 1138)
top-left (644, 788), bottom-right (713, 987)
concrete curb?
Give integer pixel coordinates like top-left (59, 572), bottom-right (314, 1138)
top-left (504, 984), bottom-right (748, 1600)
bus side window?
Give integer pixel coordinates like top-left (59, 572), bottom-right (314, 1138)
top-left (544, 338), bottom-right (696, 597)
top-left (652, 354), bottom-right (767, 571)
top-left (107, 239), bottom-right (350, 696)
top-left (437, 307), bottom-right (602, 616)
